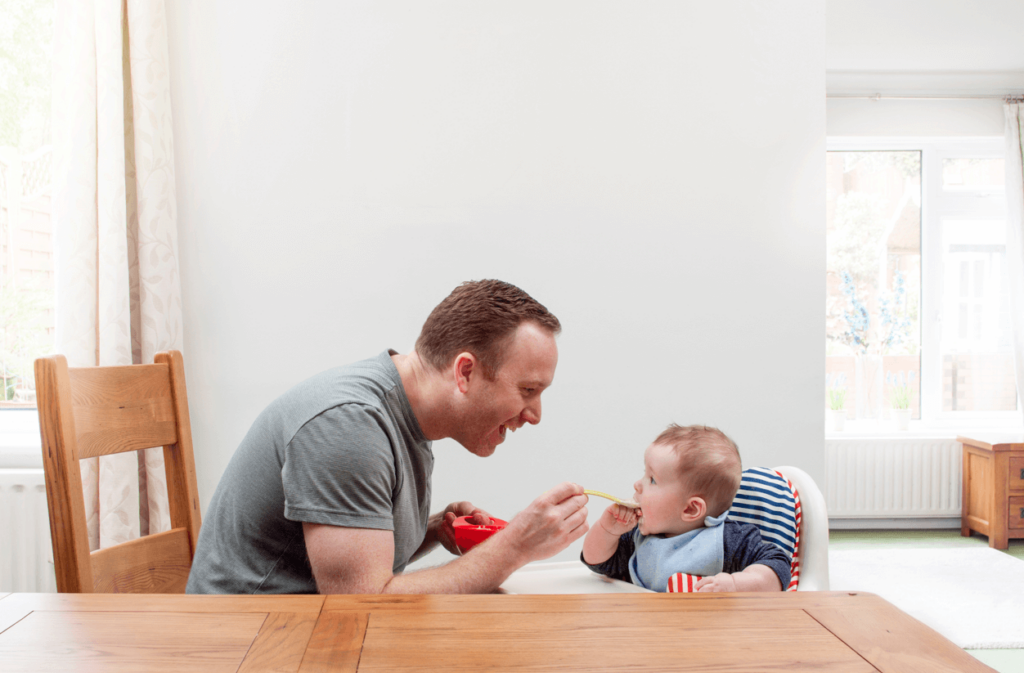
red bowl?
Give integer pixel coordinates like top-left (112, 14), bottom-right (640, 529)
top-left (452, 516), bottom-right (507, 553)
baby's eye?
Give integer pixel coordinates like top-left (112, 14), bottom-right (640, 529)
top-left (649, 477), bottom-right (656, 485)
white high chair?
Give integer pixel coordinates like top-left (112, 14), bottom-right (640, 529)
top-left (774, 464), bottom-right (830, 591)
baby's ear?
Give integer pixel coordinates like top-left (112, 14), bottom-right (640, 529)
top-left (680, 496), bottom-right (707, 523)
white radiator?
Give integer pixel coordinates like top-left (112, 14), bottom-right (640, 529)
top-left (826, 438), bottom-right (962, 522)
top-left (0, 469), bottom-right (56, 592)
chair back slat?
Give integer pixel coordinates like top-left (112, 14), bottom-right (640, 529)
top-left (34, 351), bottom-right (201, 594)
top-left (155, 351), bottom-right (203, 552)
top-left (70, 364), bottom-right (179, 459)
top-left (35, 355), bottom-right (93, 593)
top-left (91, 528), bottom-right (193, 593)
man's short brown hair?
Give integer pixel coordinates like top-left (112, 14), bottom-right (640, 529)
top-left (415, 279), bottom-right (561, 378)
top-left (654, 424), bottom-right (742, 518)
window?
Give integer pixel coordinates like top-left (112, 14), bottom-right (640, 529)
top-left (826, 137), bottom-right (1017, 429)
top-left (0, 0), bottom-right (54, 409)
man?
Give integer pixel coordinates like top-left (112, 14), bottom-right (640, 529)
top-left (187, 279), bottom-right (590, 594)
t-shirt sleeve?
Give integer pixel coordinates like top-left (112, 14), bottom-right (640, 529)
top-left (722, 522), bottom-right (791, 589)
top-left (281, 404), bottom-right (397, 530)
top-left (580, 530), bottom-right (637, 583)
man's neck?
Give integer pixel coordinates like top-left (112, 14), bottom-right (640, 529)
top-left (391, 351), bottom-right (449, 441)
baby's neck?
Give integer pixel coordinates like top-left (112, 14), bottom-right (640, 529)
top-left (659, 518), bottom-right (709, 539)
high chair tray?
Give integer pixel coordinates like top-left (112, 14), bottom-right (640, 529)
top-left (498, 561), bottom-right (654, 594)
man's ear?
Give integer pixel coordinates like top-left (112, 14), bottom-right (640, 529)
top-left (453, 352), bottom-right (477, 394)
top-left (680, 496), bottom-right (707, 523)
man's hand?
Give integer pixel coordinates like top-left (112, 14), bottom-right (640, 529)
top-left (498, 482), bottom-right (589, 565)
top-left (434, 501), bottom-right (493, 555)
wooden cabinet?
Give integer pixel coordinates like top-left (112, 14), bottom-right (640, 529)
top-left (959, 435), bottom-right (1024, 549)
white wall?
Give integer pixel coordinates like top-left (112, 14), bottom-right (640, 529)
top-left (827, 0), bottom-right (1024, 72)
top-left (827, 98), bottom-right (1005, 137)
top-left (166, 2), bottom-right (825, 566)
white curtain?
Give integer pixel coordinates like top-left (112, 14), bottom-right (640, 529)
top-left (52, 0), bottom-right (182, 550)
top-left (1006, 98), bottom-right (1024, 425)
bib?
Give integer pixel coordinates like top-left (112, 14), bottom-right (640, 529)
top-left (628, 512), bottom-right (727, 591)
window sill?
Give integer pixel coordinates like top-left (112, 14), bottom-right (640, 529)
top-left (0, 409), bottom-right (42, 469)
top-left (0, 439), bottom-right (42, 468)
top-left (826, 419), bottom-right (1024, 440)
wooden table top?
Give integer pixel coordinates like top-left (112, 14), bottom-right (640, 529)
top-left (0, 591), bottom-right (992, 672)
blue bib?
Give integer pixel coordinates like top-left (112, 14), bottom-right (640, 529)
top-left (628, 512), bottom-right (727, 592)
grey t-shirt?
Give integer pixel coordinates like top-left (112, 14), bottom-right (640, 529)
top-left (186, 350), bottom-right (433, 594)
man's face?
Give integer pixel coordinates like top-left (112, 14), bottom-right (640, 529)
top-left (632, 442), bottom-right (692, 537)
top-left (455, 322), bottom-right (558, 457)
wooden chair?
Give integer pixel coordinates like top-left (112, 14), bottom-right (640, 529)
top-left (33, 350), bottom-right (202, 593)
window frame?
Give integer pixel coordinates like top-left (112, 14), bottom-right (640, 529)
top-left (827, 136), bottom-right (1021, 432)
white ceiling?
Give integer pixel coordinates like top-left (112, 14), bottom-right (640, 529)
top-left (827, 0), bottom-right (1024, 72)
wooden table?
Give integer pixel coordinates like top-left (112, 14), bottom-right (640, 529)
top-left (959, 434), bottom-right (1024, 549)
top-left (0, 591), bottom-right (992, 672)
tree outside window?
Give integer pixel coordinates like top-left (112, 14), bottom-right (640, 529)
top-left (826, 151), bottom-right (922, 421)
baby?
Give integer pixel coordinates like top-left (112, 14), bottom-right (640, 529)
top-left (581, 424), bottom-right (790, 592)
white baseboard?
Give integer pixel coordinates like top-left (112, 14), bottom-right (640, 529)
top-left (829, 517), bottom-right (961, 530)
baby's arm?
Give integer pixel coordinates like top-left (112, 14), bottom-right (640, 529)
top-left (693, 522), bottom-right (791, 592)
top-left (582, 504), bottom-right (638, 565)
top-left (694, 564), bottom-right (782, 593)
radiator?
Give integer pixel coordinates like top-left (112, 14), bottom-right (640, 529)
top-left (825, 438), bottom-right (962, 520)
top-left (0, 469), bottom-right (56, 592)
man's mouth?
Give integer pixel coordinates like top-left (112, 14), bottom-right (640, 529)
top-left (499, 421), bottom-right (518, 439)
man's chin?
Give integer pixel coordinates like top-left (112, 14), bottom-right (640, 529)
top-left (475, 440), bottom-right (499, 457)
top-left (458, 429), bottom-right (504, 457)
top-left (462, 438), bottom-right (499, 457)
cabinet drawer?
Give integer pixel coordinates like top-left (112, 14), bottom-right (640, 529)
top-left (1011, 497), bottom-right (1024, 530)
top-left (1011, 456), bottom-right (1024, 492)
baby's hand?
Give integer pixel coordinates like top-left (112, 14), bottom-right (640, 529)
top-left (599, 503), bottom-right (638, 536)
top-left (695, 572), bottom-right (737, 593)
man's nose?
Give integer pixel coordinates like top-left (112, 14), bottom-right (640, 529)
top-left (522, 398), bottom-right (542, 425)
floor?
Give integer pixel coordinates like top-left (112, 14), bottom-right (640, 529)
top-left (829, 529), bottom-right (1024, 673)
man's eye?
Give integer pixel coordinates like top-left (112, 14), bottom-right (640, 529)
top-left (522, 388), bottom-right (535, 394)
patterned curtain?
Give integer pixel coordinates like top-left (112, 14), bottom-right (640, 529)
top-left (1006, 98), bottom-right (1024, 425)
top-left (52, 0), bottom-right (182, 550)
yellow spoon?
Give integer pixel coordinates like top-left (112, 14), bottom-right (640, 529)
top-left (584, 489), bottom-right (640, 509)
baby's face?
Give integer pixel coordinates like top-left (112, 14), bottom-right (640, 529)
top-left (632, 442), bottom-right (693, 537)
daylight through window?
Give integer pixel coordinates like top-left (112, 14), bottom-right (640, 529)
top-left (826, 139), bottom-right (1017, 428)
top-left (0, 0), bottom-right (54, 408)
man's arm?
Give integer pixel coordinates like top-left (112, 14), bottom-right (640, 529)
top-left (305, 482), bottom-right (590, 594)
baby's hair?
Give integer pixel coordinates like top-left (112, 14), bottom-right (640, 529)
top-left (654, 424), bottom-right (742, 517)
